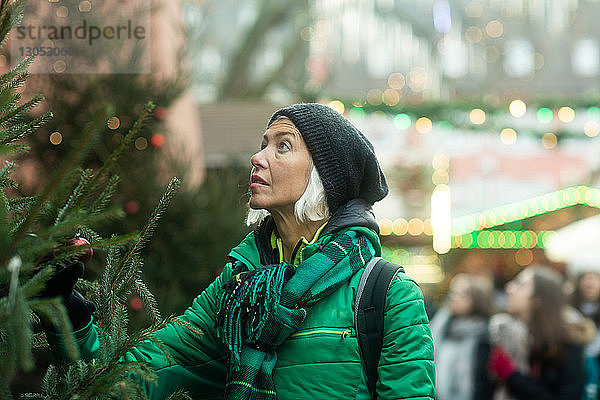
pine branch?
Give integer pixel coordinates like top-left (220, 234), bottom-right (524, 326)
top-left (0, 142), bottom-right (30, 157)
top-left (0, 160), bottom-right (17, 188)
top-left (4, 105), bottom-right (112, 264)
top-left (82, 102), bottom-right (155, 202)
top-left (20, 264), bottom-right (56, 298)
top-left (110, 177), bottom-right (180, 292)
top-left (89, 174), bottom-right (120, 215)
top-left (55, 168), bottom-right (94, 225)
top-left (7, 195), bottom-right (37, 213)
top-left (36, 205), bottom-right (124, 239)
top-left (31, 332), bottom-right (48, 350)
top-left (113, 255), bottom-right (142, 295)
top-left (0, 53), bottom-right (27, 86)
top-left (0, 0), bottom-right (25, 46)
top-left (166, 390), bottom-right (192, 400)
top-left (0, 94), bottom-right (44, 125)
top-left (133, 278), bottom-right (161, 323)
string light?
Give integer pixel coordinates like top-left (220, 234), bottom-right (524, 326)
top-left (537, 107), bottom-right (553, 123)
top-left (107, 116), bottom-right (120, 130)
top-left (407, 218), bottom-right (425, 235)
top-left (452, 186), bottom-right (598, 235)
top-left (515, 249), bottom-right (534, 266)
top-left (78, 1), bottom-right (92, 12)
top-left (415, 117), bottom-right (432, 133)
top-left (326, 100), bottom-right (345, 114)
top-left (134, 137), bottom-right (148, 150)
top-left (557, 106), bottom-right (575, 123)
top-left (485, 20), bottom-right (504, 38)
top-left (500, 128), bottom-right (517, 144)
top-left (391, 218), bottom-right (407, 235)
top-left (452, 230), bottom-right (554, 249)
top-left (387, 73), bottom-right (405, 90)
top-left (383, 89), bottom-right (400, 106)
top-left (470, 108), bottom-right (486, 124)
top-left (584, 121), bottom-right (600, 137)
top-left (348, 106), bottom-right (365, 121)
top-left (49, 131), bottom-right (62, 145)
top-left (542, 132), bottom-right (557, 149)
top-left (378, 218), bottom-right (393, 235)
top-left (394, 113), bottom-right (411, 130)
top-left (509, 100), bottom-right (526, 117)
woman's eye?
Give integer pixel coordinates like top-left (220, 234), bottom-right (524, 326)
top-left (260, 143), bottom-right (266, 150)
top-left (278, 141), bottom-right (291, 151)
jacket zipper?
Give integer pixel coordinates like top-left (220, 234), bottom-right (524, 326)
top-left (289, 327), bottom-right (354, 340)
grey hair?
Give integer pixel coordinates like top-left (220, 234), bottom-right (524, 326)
top-left (246, 161), bottom-right (330, 226)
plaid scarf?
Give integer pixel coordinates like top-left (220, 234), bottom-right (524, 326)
top-left (216, 228), bottom-right (373, 399)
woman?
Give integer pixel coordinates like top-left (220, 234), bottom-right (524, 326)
top-left (571, 266), bottom-right (600, 400)
top-left (431, 273), bottom-right (495, 400)
top-left (488, 265), bottom-right (595, 400)
top-left (46, 103), bottom-right (435, 399)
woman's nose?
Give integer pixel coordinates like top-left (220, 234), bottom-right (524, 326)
top-left (250, 149), bottom-right (267, 169)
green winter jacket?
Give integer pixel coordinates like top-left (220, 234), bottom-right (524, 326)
top-left (47, 199), bottom-right (435, 399)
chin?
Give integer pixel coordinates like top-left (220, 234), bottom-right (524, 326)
top-left (249, 197), bottom-right (268, 210)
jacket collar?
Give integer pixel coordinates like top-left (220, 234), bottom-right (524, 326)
top-left (228, 198), bottom-right (381, 270)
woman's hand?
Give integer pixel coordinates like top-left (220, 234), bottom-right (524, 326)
top-left (37, 261), bottom-right (95, 331)
top-left (488, 346), bottom-right (517, 380)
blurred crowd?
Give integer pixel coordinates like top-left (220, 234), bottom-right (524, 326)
top-left (430, 262), bottom-right (600, 400)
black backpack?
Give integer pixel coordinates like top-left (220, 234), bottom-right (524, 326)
top-left (355, 257), bottom-right (405, 400)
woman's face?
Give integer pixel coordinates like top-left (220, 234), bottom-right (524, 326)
top-left (505, 268), bottom-right (535, 321)
top-left (249, 118), bottom-right (311, 216)
top-left (579, 272), bottom-right (600, 302)
top-left (447, 285), bottom-right (473, 316)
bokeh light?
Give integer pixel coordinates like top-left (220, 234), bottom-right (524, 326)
top-left (509, 100), bottom-right (526, 117)
top-left (387, 73), bottom-right (405, 90)
top-left (536, 107), bottom-right (553, 123)
top-left (394, 113), bottom-right (411, 130)
top-left (500, 128), bottom-right (517, 144)
top-left (383, 89), bottom-right (400, 106)
top-left (327, 100), bottom-right (345, 114)
top-left (49, 131), bottom-right (62, 145)
top-left (415, 117), bottom-right (433, 133)
top-left (557, 106), bottom-right (575, 123)
top-left (584, 121), bottom-right (600, 137)
top-left (485, 20), bottom-right (503, 38)
top-left (107, 117), bottom-right (120, 130)
top-left (469, 108), bottom-right (486, 124)
top-left (541, 132), bottom-right (557, 149)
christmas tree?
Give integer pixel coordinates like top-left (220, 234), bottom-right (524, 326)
top-left (0, 1), bottom-right (196, 398)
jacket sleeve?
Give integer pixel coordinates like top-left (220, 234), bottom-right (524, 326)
top-left (504, 345), bottom-right (585, 400)
top-left (45, 262), bottom-right (235, 400)
top-left (377, 272), bottom-right (436, 399)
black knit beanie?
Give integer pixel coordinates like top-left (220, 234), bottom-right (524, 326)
top-left (267, 103), bottom-right (388, 215)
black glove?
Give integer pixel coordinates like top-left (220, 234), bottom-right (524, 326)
top-left (38, 261), bottom-right (95, 331)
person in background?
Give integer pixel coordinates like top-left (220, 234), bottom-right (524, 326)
top-left (431, 273), bottom-right (495, 400)
top-left (488, 265), bottom-right (596, 400)
top-left (570, 260), bottom-right (600, 400)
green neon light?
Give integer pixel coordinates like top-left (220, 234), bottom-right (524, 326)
top-left (452, 230), bottom-right (555, 249)
top-left (394, 113), bottom-right (411, 130)
top-left (349, 106), bottom-right (366, 121)
top-left (537, 107), bottom-right (553, 123)
top-left (452, 186), bottom-right (600, 235)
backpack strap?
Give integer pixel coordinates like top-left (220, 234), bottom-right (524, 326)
top-left (355, 256), bottom-right (404, 400)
